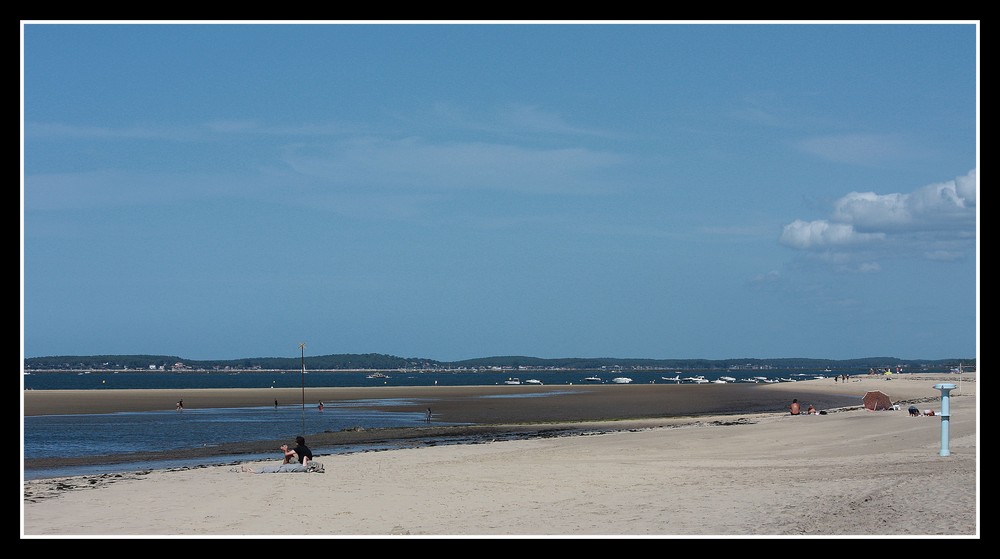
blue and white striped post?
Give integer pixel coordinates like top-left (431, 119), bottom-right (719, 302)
top-left (932, 383), bottom-right (957, 457)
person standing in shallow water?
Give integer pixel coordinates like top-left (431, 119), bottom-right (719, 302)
top-left (274, 399), bottom-right (278, 409)
top-left (176, 399), bottom-right (183, 411)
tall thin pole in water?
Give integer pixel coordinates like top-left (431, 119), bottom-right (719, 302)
top-left (299, 342), bottom-right (306, 434)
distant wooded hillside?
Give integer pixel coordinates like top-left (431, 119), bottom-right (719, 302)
top-left (22, 353), bottom-right (974, 372)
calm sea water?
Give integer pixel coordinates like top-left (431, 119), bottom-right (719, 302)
top-left (22, 368), bottom-right (865, 480)
top-left (23, 398), bottom-right (469, 480)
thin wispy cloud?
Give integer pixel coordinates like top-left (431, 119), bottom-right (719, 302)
top-left (428, 102), bottom-right (614, 139)
top-left (27, 119), bottom-right (365, 140)
top-left (797, 133), bottom-right (933, 166)
top-left (24, 122), bottom-right (199, 142)
top-left (280, 137), bottom-right (625, 194)
top-left (23, 169), bottom-right (275, 211)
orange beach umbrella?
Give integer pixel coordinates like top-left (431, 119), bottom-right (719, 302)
top-left (862, 390), bottom-right (893, 411)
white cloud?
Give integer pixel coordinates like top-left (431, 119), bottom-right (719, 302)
top-left (833, 169), bottom-right (976, 232)
top-left (779, 219), bottom-right (884, 249)
top-left (750, 270), bottom-right (781, 284)
top-left (779, 170), bottom-right (977, 264)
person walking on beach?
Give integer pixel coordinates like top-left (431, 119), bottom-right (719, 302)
top-left (426, 407), bottom-right (432, 422)
top-left (789, 399), bottom-right (801, 415)
top-left (274, 399), bottom-right (278, 409)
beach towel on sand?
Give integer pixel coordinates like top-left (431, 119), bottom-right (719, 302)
top-left (252, 462), bottom-right (324, 473)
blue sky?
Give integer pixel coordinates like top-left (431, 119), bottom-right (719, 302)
top-left (21, 22), bottom-right (979, 362)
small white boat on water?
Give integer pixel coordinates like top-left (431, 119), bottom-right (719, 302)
top-left (583, 376), bottom-right (602, 382)
top-left (504, 377), bottom-right (522, 385)
top-left (719, 376), bottom-right (736, 382)
top-left (366, 372), bottom-right (390, 379)
top-left (661, 375), bottom-right (681, 382)
top-left (610, 377), bottom-right (633, 384)
top-left (524, 379), bottom-right (543, 385)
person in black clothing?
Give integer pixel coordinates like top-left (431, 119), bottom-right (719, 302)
top-left (287, 436), bottom-right (313, 466)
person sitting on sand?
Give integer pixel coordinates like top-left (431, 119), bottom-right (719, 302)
top-left (806, 404), bottom-right (817, 415)
top-left (242, 436), bottom-right (315, 473)
top-left (285, 436), bottom-right (312, 465)
top-left (789, 399), bottom-right (801, 415)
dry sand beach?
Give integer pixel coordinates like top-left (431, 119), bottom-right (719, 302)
top-left (22, 374), bottom-right (978, 538)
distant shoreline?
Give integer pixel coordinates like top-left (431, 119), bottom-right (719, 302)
top-left (23, 352), bottom-right (975, 374)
